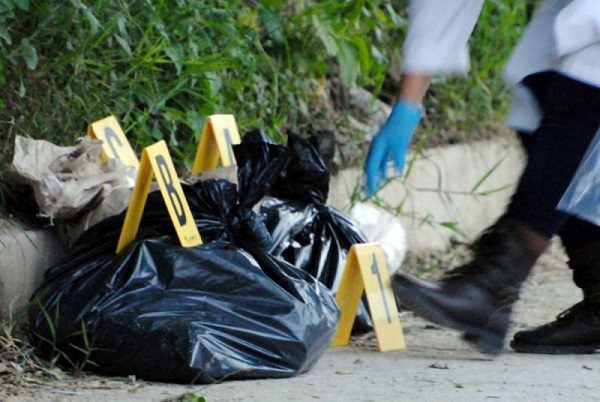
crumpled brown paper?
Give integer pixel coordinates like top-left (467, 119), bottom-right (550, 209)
top-left (7, 135), bottom-right (136, 244)
top-left (184, 165), bottom-right (238, 186)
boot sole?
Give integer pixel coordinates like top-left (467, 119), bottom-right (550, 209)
top-left (392, 275), bottom-right (504, 355)
top-left (510, 340), bottom-right (600, 354)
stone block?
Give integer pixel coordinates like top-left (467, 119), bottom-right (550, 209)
top-left (0, 220), bottom-right (64, 319)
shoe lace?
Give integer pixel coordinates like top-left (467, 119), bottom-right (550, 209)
top-left (556, 301), bottom-right (600, 325)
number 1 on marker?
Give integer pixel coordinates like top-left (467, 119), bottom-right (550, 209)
top-left (371, 253), bottom-right (392, 324)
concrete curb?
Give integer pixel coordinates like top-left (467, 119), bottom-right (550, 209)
top-left (0, 220), bottom-right (65, 319)
top-left (329, 138), bottom-right (525, 252)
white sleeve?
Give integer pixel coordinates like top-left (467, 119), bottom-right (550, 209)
top-left (402, 0), bottom-right (484, 75)
top-left (554, 0), bottom-right (600, 57)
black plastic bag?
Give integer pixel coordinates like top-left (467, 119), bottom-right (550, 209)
top-left (29, 180), bottom-right (339, 383)
top-left (262, 198), bottom-right (366, 289)
top-left (233, 133), bottom-right (373, 332)
top-left (232, 133), bottom-right (367, 288)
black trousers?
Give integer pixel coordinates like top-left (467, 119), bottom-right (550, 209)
top-left (506, 71), bottom-right (600, 289)
top-left (517, 132), bottom-right (600, 248)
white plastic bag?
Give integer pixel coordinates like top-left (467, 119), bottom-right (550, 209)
top-left (349, 202), bottom-right (407, 273)
top-left (558, 128), bottom-right (600, 226)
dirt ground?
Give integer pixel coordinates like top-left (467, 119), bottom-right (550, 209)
top-left (4, 245), bottom-right (600, 402)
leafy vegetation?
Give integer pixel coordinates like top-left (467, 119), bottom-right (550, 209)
top-left (0, 0), bottom-right (535, 169)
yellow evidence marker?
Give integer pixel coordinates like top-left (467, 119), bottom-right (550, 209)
top-left (192, 114), bottom-right (241, 174)
top-left (332, 243), bottom-right (406, 352)
top-left (88, 115), bottom-right (140, 168)
top-left (116, 140), bottom-right (202, 253)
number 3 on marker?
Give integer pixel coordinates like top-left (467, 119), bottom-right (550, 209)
top-left (88, 115), bottom-right (140, 168)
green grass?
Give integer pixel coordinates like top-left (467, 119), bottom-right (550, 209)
top-left (0, 1), bottom-right (536, 171)
top-left (422, 0), bottom-right (535, 132)
top-left (0, 310), bottom-right (67, 396)
top-left (0, 0), bottom-right (391, 167)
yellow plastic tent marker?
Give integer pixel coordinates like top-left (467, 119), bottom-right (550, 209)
top-left (88, 115), bottom-right (140, 168)
top-left (192, 114), bottom-right (241, 174)
top-left (116, 140), bottom-right (202, 253)
top-left (332, 243), bottom-right (406, 352)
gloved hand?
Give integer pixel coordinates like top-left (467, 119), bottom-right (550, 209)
top-left (364, 99), bottom-right (422, 196)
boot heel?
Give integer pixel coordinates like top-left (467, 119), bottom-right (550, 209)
top-left (462, 332), bottom-right (504, 355)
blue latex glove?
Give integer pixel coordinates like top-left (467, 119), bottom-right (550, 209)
top-left (364, 99), bottom-right (422, 196)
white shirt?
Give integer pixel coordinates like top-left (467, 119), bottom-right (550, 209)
top-left (402, 0), bottom-right (600, 225)
top-left (403, 0), bottom-right (600, 131)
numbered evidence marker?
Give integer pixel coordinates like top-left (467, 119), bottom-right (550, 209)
top-left (88, 115), bottom-right (140, 168)
top-left (332, 243), bottom-right (406, 352)
top-left (116, 140), bottom-right (202, 253)
top-left (192, 114), bottom-right (241, 174)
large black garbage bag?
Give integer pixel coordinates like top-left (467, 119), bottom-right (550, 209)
top-left (232, 133), bottom-right (368, 289)
top-left (29, 180), bottom-right (339, 383)
top-left (261, 198), bottom-right (366, 289)
top-left (233, 133), bottom-right (372, 332)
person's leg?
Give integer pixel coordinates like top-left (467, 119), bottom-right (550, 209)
top-left (506, 73), bottom-right (600, 353)
top-left (393, 72), bottom-right (600, 354)
top-left (513, 114), bottom-right (600, 353)
top-left (560, 218), bottom-right (600, 298)
top-left (518, 125), bottom-right (600, 299)
top-left (505, 72), bottom-right (600, 239)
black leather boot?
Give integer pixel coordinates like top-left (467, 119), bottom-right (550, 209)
top-left (511, 241), bottom-right (600, 354)
top-left (392, 218), bottom-right (549, 354)
top-left (510, 299), bottom-right (600, 354)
